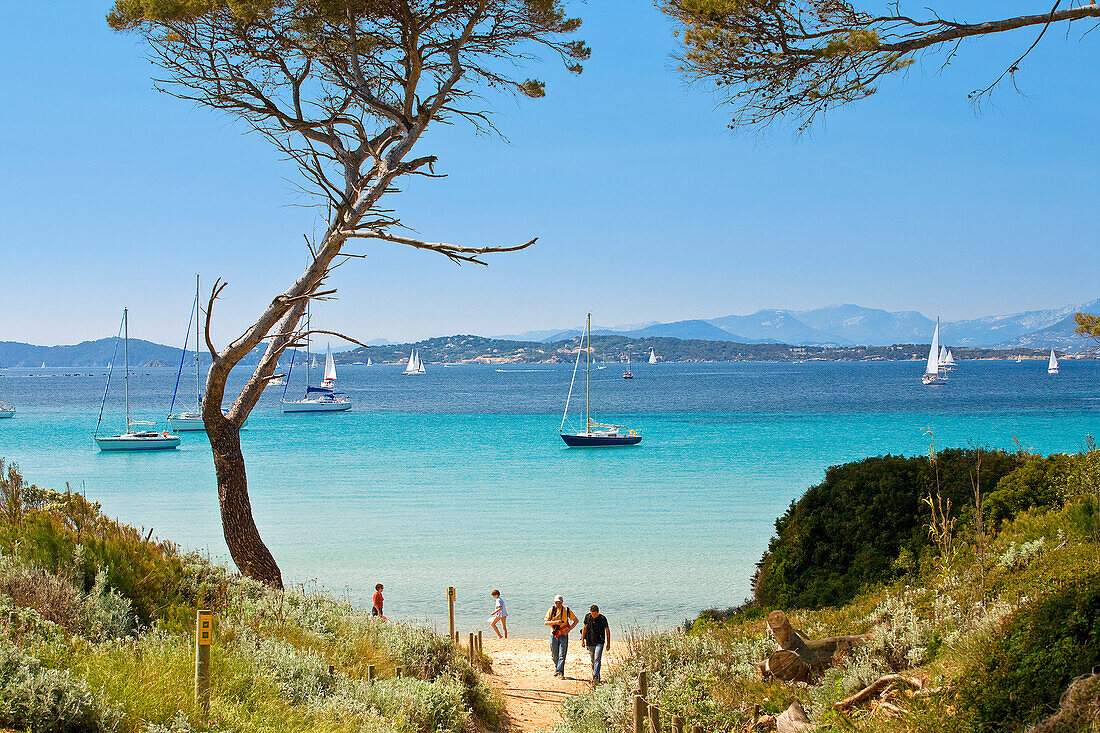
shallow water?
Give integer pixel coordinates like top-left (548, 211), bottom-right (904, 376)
top-left (0, 359), bottom-right (1096, 635)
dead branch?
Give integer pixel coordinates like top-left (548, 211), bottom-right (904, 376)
top-left (834, 674), bottom-right (922, 711)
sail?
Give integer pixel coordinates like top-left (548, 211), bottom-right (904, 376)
top-left (945, 350), bottom-right (956, 365)
top-left (925, 322), bottom-right (940, 376)
top-left (366, 356), bottom-right (372, 366)
top-left (649, 349), bottom-right (657, 364)
top-left (1049, 349), bottom-right (1059, 371)
top-left (938, 345), bottom-right (948, 363)
top-left (417, 351), bottom-right (426, 373)
top-left (323, 348), bottom-right (337, 383)
top-left (404, 350), bottom-right (418, 374)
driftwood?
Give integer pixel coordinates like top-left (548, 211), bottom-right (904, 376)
top-left (833, 674), bottom-right (921, 711)
top-left (756, 611), bottom-right (869, 682)
top-left (776, 701), bottom-right (816, 733)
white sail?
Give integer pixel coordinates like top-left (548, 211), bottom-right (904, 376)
top-left (944, 349), bottom-right (956, 365)
top-left (938, 345), bottom-right (948, 364)
top-left (417, 351), bottom-right (426, 373)
top-left (925, 322), bottom-right (940, 376)
top-left (323, 347), bottom-right (337, 383)
top-left (1048, 349), bottom-right (1059, 373)
top-left (404, 350), bottom-right (418, 374)
top-left (366, 356), bottom-right (372, 366)
top-left (649, 349), bottom-right (657, 364)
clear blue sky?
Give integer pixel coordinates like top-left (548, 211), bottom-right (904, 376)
top-left (2, 2), bottom-right (1098, 346)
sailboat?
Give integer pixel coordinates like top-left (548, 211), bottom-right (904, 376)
top-left (648, 349), bottom-right (658, 365)
top-left (0, 402), bottom-right (14, 419)
top-left (366, 356), bottom-right (373, 367)
top-left (1048, 349), bottom-right (1060, 375)
top-left (622, 353), bottom-right (633, 380)
top-left (168, 276), bottom-right (207, 431)
top-left (1016, 355), bottom-right (1023, 363)
top-left (944, 349), bottom-right (956, 369)
top-left (560, 314), bottom-right (641, 447)
top-left (403, 349), bottom-right (426, 375)
top-left (281, 306), bottom-right (351, 412)
top-left (922, 319), bottom-right (947, 386)
top-left (937, 345), bottom-right (955, 371)
top-left (95, 309), bottom-right (181, 451)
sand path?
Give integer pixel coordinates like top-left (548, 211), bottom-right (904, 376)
top-left (482, 637), bottom-right (622, 732)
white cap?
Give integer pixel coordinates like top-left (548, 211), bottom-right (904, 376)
top-left (554, 595), bottom-right (564, 603)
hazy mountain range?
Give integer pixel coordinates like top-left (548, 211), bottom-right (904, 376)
top-left (2, 301), bottom-right (1096, 367)
top-left (499, 301), bottom-right (1100, 351)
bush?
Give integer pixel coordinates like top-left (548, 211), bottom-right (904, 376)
top-left (983, 454), bottom-right (1072, 529)
top-left (957, 576), bottom-right (1100, 732)
top-left (0, 640), bottom-right (119, 733)
top-left (755, 450), bottom-right (1023, 609)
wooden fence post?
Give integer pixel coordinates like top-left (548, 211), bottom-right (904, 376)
top-left (469, 632), bottom-right (476, 664)
top-left (477, 630), bottom-right (483, 654)
top-left (194, 609), bottom-right (212, 718)
top-left (648, 704), bottom-right (660, 733)
top-left (447, 586), bottom-right (456, 640)
top-left (395, 666), bottom-right (404, 678)
top-left (638, 670), bottom-right (648, 699)
top-left (367, 664), bottom-right (375, 682)
top-left (633, 695), bottom-right (646, 733)
top-left (672, 714), bottom-right (683, 733)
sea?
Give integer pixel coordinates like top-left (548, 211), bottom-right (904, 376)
top-left (0, 359), bottom-right (1096, 636)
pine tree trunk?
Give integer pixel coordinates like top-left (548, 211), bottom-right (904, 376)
top-left (207, 420), bottom-right (283, 588)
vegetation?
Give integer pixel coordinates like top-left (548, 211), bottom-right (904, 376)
top-left (559, 443), bottom-right (1100, 733)
top-left (0, 459), bottom-right (497, 733)
top-left (343, 335), bottom-right (1049, 365)
top-left (661, 0), bottom-right (1100, 132)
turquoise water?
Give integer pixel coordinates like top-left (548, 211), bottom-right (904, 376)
top-left (0, 360), bottom-right (1097, 635)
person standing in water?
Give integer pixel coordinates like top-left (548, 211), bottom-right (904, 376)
top-left (489, 589), bottom-right (508, 638)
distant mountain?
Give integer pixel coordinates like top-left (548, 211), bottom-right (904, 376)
top-left (0, 339), bottom-right (266, 368)
top-left (618, 319), bottom-right (757, 342)
top-left (951, 300), bottom-right (1100, 348)
top-left (791, 305), bottom-right (933, 346)
top-left (707, 309), bottom-right (849, 345)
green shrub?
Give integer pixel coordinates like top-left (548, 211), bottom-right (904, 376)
top-left (957, 576), bottom-right (1100, 732)
top-left (0, 640), bottom-right (119, 733)
top-left (983, 454), bottom-right (1072, 528)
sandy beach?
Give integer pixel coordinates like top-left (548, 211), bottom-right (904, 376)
top-left (482, 637), bottom-right (625, 732)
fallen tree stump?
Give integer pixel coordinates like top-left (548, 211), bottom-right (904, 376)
top-left (833, 674), bottom-right (921, 711)
top-left (756, 611), bottom-right (869, 682)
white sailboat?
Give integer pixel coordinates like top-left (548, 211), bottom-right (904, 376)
top-left (366, 356), bottom-right (373, 367)
top-left (168, 276), bottom-right (206, 431)
top-left (1048, 349), bottom-right (1060, 375)
top-left (938, 345), bottom-right (955, 371)
top-left (281, 306), bottom-right (352, 412)
top-left (648, 349), bottom-right (658, 365)
top-left (95, 309), bottom-right (181, 451)
top-left (0, 402), bottom-right (14, 419)
top-left (403, 349), bottom-right (426, 375)
top-left (944, 349), bottom-right (956, 368)
top-left (922, 319), bottom-right (947, 386)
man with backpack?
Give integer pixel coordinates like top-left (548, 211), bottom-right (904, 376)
top-left (544, 594), bottom-right (578, 677)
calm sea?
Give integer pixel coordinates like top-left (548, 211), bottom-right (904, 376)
top-left (0, 359), bottom-right (1096, 635)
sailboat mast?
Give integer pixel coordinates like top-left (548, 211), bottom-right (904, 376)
top-left (585, 313), bottom-right (591, 433)
top-left (305, 301), bottom-right (311, 391)
top-left (195, 274), bottom-right (201, 412)
top-left (123, 308), bottom-right (131, 433)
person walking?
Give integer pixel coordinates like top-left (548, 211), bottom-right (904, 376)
top-left (544, 595), bottom-right (577, 677)
top-left (489, 589), bottom-right (508, 638)
top-left (371, 583), bottom-right (385, 619)
top-left (580, 605), bottom-right (611, 683)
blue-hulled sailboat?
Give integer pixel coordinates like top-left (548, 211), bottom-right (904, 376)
top-left (560, 314), bottom-right (641, 447)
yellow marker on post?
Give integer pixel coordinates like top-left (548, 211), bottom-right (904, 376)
top-left (195, 610), bottom-right (212, 717)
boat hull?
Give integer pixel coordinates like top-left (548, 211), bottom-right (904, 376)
top-left (95, 434), bottom-right (181, 451)
top-left (560, 433), bottom-right (642, 447)
top-left (0, 410), bottom-right (14, 419)
top-left (281, 400), bottom-right (352, 413)
top-left (168, 413), bottom-right (248, 431)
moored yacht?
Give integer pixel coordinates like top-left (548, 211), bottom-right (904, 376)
top-left (560, 314), bottom-right (641, 447)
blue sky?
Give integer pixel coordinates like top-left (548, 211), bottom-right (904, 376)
top-left (2, 2), bottom-right (1099, 346)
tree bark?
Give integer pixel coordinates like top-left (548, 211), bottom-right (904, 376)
top-left (206, 418), bottom-right (283, 588)
top-left (756, 610), bottom-right (868, 682)
top-left (776, 702), bottom-right (815, 733)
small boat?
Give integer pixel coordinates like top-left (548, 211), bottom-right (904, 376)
top-left (95, 308), bottom-right (181, 451)
top-left (168, 276), bottom-right (207, 431)
top-left (1016, 355), bottom-right (1023, 363)
top-left (560, 314), bottom-right (641, 447)
top-left (1048, 349), bottom-right (1060, 375)
top-left (922, 319), bottom-right (947, 386)
top-left (267, 375), bottom-right (286, 387)
top-left (622, 353), bottom-right (633, 380)
top-left (366, 356), bottom-right (373, 366)
top-left (944, 349), bottom-right (956, 369)
top-left (0, 402), bottom-right (14, 419)
top-left (282, 306), bottom-right (351, 412)
top-left (403, 349), bottom-right (426, 375)
top-left (648, 349), bottom-right (658, 364)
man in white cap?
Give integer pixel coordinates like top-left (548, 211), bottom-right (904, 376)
top-left (544, 595), bottom-right (578, 677)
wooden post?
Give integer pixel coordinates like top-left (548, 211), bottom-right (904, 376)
top-left (477, 630), bottom-right (483, 655)
top-left (638, 670), bottom-right (648, 699)
top-left (194, 609), bottom-right (212, 718)
top-left (367, 664), bottom-right (375, 682)
top-left (447, 586), bottom-right (456, 640)
top-left (395, 666), bottom-right (404, 678)
top-left (469, 632), bottom-right (476, 664)
top-left (672, 715), bottom-right (683, 733)
top-left (633, 695), bottom-right (646, 733)
top-left (648, 703), bottom-right (660, 733)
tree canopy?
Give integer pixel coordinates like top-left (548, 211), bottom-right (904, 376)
top-left (662, 0), bottom-right (1100, 131)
